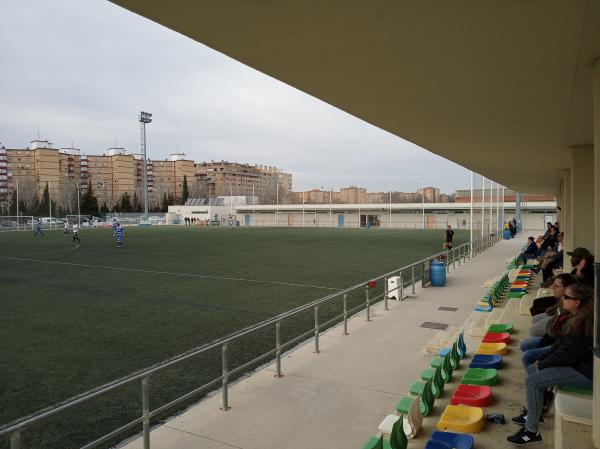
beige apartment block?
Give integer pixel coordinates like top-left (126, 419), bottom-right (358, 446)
top-left (195, 161), bottom-right (287, 197)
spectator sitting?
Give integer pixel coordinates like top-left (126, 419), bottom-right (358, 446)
top-left (542, 222), bottom-right (553, 239)
top-left (518, 236), bottom-right (539, 264)
top-left (568, 247), bottom-right (595, 287)
top-left (507, 283), bottom-right (594, 446)
top-left (539, 226), bottom-right (558, 257)
top-left (541, 232), bottom-right (564, 282)
top-left (528, 273), bottom-right (576, 337)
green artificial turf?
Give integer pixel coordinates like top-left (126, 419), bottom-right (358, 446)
top-left (0, 226), bottom-right (467, 448)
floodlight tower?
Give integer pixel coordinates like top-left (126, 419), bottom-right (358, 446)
top-left (139, 111), bottom-right (152, 218)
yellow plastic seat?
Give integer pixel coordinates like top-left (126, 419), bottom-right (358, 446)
top-left (476, 342), bottom-right (507, 356)
top-left (437, 405), bottom-right (485, 433)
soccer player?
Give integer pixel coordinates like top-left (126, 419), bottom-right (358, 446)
top-left (64, 221), bottom-right (70, 236)
top-left (72, 222), bottom-right (80, 243)
top-left (112, 219), bottom-right (118, 237)
top-left (34, 219), bottom-right (44, 237)
top-left (115, 223), bottom-right (124, 248)
top-left (444, 225), bottom-right (454, 250)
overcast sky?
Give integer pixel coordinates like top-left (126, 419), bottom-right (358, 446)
top-left (0, 0), bottom-right (473, 193)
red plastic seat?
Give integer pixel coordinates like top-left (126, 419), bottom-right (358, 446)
top-left (450, 384), bottom-right (493, 407)
top-left (483, 332), bottom-right (511, 344)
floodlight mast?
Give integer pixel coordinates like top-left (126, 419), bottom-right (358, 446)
top-left (139, 111), bottom-right (152, 219)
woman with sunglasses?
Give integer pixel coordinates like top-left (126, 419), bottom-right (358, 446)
top-left (507, 283), bottom-right (594, 446)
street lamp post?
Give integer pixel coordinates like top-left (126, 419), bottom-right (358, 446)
top-left (139, 111), bottom-right (152, 219)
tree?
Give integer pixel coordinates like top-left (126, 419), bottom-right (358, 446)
top-left (80, 184), bottom-right (99, 216)
top-left (99, 203), bottom-right (109, 215)
top-left (8, 189), bottom-right (17, 215)
top-left (132, 192), bottom-right (142, 212)
top-left (119, 192), bottom-right (133, 212)
top-left (181, 175), bottom-right (189, 205)
top-left (161, 193), bottom-right (169, 212)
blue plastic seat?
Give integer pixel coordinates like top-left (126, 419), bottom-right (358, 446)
top-left (469, 354), bottom-right (503, 369)
top-left (438, 347), bottom-right (451, 357)
top-left (424, 431), bottom-right (474, 449)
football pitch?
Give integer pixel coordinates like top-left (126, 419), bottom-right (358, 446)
top-left (0, 226), bottom-right (468, 448)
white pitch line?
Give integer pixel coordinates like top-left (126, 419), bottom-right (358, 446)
top-left (0, 256), bottom-right (340, 290)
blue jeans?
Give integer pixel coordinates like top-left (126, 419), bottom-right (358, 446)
top-left (520, 337), bottom-right (541, 352)
top-left (524, 366), bottom-right (593, 433)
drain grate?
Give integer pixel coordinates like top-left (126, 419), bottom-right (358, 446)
top-left (438, 307), bottom-right (458, 312)
top-left (420, 321), bottom-right (449, 330)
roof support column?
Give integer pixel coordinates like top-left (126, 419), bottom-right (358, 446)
top-left (562, 169), bottom-right (572, 269)
top-left (592, 57), bottom-right (600, 449)
top-left (568, 145), bottom-right (594, 252)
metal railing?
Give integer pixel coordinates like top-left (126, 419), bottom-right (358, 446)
top-left (0, 231), bottom-right (502, 449)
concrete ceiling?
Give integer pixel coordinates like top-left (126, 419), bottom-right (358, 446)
top-left (110, 1), bottom-right (600, 194)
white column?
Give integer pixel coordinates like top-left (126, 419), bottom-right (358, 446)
top-left (481, 176), bottom-right (485, 237)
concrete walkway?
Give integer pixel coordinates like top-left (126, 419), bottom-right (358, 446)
top-left (122, 237), bottom-right (543, 449)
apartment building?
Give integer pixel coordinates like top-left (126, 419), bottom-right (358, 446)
top-left (1, 140), bottom-right (197, 210)
top-left (195, 161), bottom-right (292, 198)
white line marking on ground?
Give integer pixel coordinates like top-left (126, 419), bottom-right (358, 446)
top-left (0, 256), bottom-right (340, 290)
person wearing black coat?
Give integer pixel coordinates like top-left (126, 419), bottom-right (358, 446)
top-left (507, 283), bottom-right (594, 446)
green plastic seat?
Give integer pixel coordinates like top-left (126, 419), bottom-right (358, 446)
top-left (488, 323), bottom-right (514, 334)
top-left (412, 366), bottom-right (443, 398)
top-left (460, 368), bottom-right (498, 386)
top-left (558, 386), bottom-right (593, 396)
top-left (396, 380), bottom-right (434, 416)
top-left (421, 368), bottom-right (436, 381)
top-left (361, 436), bottom-right (384, 449)
top-left (431, 357), bottom-right (444, 368)
top-left (448, 342), bottom-right (460, 370)
top-left (441, 352), bottom-right (452, 383)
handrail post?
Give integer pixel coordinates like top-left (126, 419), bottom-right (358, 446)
top-left (314, 305), bottom-right (320, 353)
top-left (384, 277), bottom-right (389, 310)
top-left (10, 429), bottom-right (21, 449)
top-left (399, 272), bottom-right (404, 300)
top-left (411, 266), bottom-right (415, 294)
top-left (343, 293), bottom-right (348, 335)
top-left (142, 375), bottom-right (150, 449)
top-left (221, 343), bottom-right (230, 410)
top-left (453, 248), bottom-right (456, 270)
top-left (365, 284), bottom-right (371, 321)
top-left (458, 247), bottom-right (461, 266)
top-left (275, 320), bottom-right (282, 377)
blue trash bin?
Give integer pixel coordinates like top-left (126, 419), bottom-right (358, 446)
top-left (503, 229), bottom-right (511, 240)
top-left (430, 261), bottom-right (447, 287)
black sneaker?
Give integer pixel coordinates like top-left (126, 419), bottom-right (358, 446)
top-left (511, 408), bottom-right (543, 426)
top-left (507, 427), bottom-right (543, 445)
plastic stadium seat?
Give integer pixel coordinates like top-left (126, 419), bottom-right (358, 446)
top-left (438, 347), bottom-right (450, 357)
top-left (404, 393), bottom-right (423, 439)
top-left (437, 405), bottom-right (485, 433)
top-left (363, 416), bottom-right (408, 449)
top-left (457, 332), bottom-right (467, 358)
top-left (469, 354), bottom-right (503, 370)
top-left (450, 384), bottom-right (493, 407)
top-left (476, 342), bottom-right (508, 355)
top-left (431, 357), bottom-right (444, 368)
top-left (412, 366), bottom-right (444, 398)
top-left (488, 323), bottom-right (514, 334)
top-left (441, 352), bottom-right (453, 383)
top-left (396, 380), bottom-right (434, 416)
top-left (424, 431), bottom-right (474, 449)
top-left (461, 368), bottom-right (498, 386)
top-left (506, 292), bottom-right (526, 299)
top-left (482, 332), bottom-right (511, 344)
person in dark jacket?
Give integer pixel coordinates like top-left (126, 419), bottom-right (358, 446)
top-left (518, 237), bottom-right (538, 264)
top-left (507, 283), bottom-right (594, 446)
top-left (568, 247), bottom-right (595, 287)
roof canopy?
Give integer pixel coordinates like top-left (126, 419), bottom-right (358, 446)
top-left (110, 1), bottom-right (600, 194)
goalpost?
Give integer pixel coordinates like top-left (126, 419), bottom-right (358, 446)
top-left (0, 216), bottom-right (34, 231)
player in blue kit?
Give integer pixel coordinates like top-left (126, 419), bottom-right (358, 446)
top-left (115, 223), bottom-right (124, 248)
top-left (112, 219), bottom-right (118, 237)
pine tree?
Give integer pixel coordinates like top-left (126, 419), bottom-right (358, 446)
top-left (181, 175), bottom-right (189, 205)
top-left (119, 193), bottom-right (133, 212)
top-left (161, 193), bottom-right (169, 212)
top-left (99, 203), bottom-right (109, 215)
top-left (80, 184), bottom-right (99, 216)
top-left (8, 189), bottom-right (17, 215)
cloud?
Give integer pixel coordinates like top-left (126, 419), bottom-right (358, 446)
top-left (0, 0), bottom-right (472, 193)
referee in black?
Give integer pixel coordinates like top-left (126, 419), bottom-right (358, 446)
top-left (444, 225), bottom-right (454, 250)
